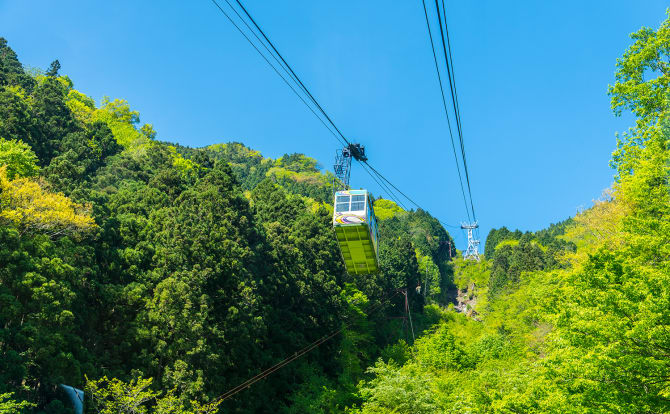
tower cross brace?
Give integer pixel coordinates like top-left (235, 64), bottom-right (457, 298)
top-left (461, 222), bottom-right (480, 261)
top-left (333, 144), bottom-right (367, 193)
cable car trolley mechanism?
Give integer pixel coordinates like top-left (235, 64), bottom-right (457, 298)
top-left (332, 144), bottom-right (379, 275)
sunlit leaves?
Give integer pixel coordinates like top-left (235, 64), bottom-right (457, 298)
top-left (86, 375), bottom-right (222, 414)
top-left (609, 11), bottom-right (670, 124)
top-left (356, 361), bottom-right (438, 414)
top-left (65, 92), bottom-right (156, 152)
top-left (414, 322), bottom-right (469, 371)
top-left (0, 137), bottom-right (38, 179)
top-left (355, 14), bottom-right (670, 413)
top-left (373, 198), bottom-right (404, 221)
top-left (0, 166), bottom-right (95, 237)
top-left (0, 392), bottom-right (35, 412)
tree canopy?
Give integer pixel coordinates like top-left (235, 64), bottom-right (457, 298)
top-left (0, 36), bottom-right (458, 413)
top-left (0, 10), bottom-right (668, 413)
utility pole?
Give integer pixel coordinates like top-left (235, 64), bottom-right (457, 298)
top-left (461, 222), bottom-right (480, 261)
top-left (403, 289), bottom-right (415, 343)
top-left (440, 240), bottom-right (453, 260)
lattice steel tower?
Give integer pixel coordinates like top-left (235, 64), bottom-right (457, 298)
top-left (333, 144), bottom-right (367, 193)
top-left (461, 222), bottom-right (480, 261)
top-left (333, 147), bottom-right (352, 192)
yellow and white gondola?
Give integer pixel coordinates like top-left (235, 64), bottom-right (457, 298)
top-left (333, 189), bottom-right (379, 275)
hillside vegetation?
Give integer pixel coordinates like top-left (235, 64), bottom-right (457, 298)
top-left (0, 37), bottom-right (455, 413)
top-left (350, 14), bottom-right (670, 414)
top-left (0, 11), bottom-right (669, 414)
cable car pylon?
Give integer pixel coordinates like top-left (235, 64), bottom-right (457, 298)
top-left (461, 222), bottom-right (480, 261)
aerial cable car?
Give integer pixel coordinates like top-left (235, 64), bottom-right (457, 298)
top-left (332, 144), bottom-right (379, 275)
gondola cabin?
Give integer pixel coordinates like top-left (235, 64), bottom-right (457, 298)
top-left (333, 190), bottom-right (379, 275)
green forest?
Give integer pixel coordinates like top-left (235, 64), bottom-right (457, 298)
top-left (0, 11), bottom-right (668, 414)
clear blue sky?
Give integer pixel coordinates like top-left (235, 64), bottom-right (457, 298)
top-left (1, 1), bottom-right (667, 250)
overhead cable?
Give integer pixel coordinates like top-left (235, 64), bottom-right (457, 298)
top-left (419, 0), bottom-right (472, 222)
top-left (233, 0), bottom-right (352, 147)
top-left (360, 163), bottom-right (409, 211)
top-left (213, 290), bottom-right (401, 403)
top-left (210, 0), bottom-right (463, 228)
top-left (209, 0), bottom-right (347, 147)
top-left (432, 0), bottom-right (477, 221)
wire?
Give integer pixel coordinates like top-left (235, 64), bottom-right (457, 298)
top-left (363, 161), bottom-right (424, 212)
top-left (419, 0), bottom-right (471, 222)
top-left (440, 220), bottom-right (460, 229)
top-left (209, 0), bottom-right (464, 229)
top-left (440, 0), bottom-right (461, 137)
top-left (362, 162), bottom-right (462, 230)
top-left (360, 162), bottom-right (409, 211)
top-left (438, 0), bottom-right (468, 197)
top-left (209, 0), bottom-right (347, 147)
top-left (433, 0), bottom-right (476, 221)
top-left (443, 6), bottom-right (476, 224)
top-left (213, 290), bottom-right (402, 403)
top-left (221, 0), bottom-right (294, 83)
top-left (363, 161), bottom-right (464, 229)
top-left (233, 0), bottom-right (351, 147)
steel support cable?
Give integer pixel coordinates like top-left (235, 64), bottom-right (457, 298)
top-left (439, 0), bottom-right (463, 150)
top-left (440, 1), bottom-right (476, 224)
top-left (363, 167), bottom-right (407, 211)
top-left (210, 0), bottom-right (462, 229)
top-left (432, 0), bottom-right (476, 221)
top-left (440, 220), bottom-right (460, 230)
top-left (362, 160), bottom-right (464, 230)
top-left (219, 0), bottom-right (351, 153)
top-left (216, 330), bottom-right (341, 402)
top-left (432, 0), bottom-right (473, 218)
top-left (233, 0), bottom-right (352, 147)
top-left (364, 161), bottom-right (459, 230)
top-left (362, 161), bottom-right (424, 210)
top-left (221, 0), bottom-right (299, 89)
top-left (359, 162), bottom-right (409, 211)
top-left (439, 0), bottom-right (469, 188)
top-left (364, 161), bottom-right (462, 229)
top-left (419, 0), bottom-right (471, 222)
top-left (209, 0), bottom-right (347, 147)
top-left (363, 160), bottom-right (461, 229)
top-left (213, 290), bottom-right (402, 403)
top-left (432, 0), bottom-right (463, 167)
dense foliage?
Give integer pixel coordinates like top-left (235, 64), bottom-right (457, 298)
top-left (1, 11), bottom-right (668, 413)
top-left (351, 14), bottom-right (670, 413)
top-left (484, 220), bottom-right (575, 298)
top-left (0, 37), bottom-right (455, 413)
